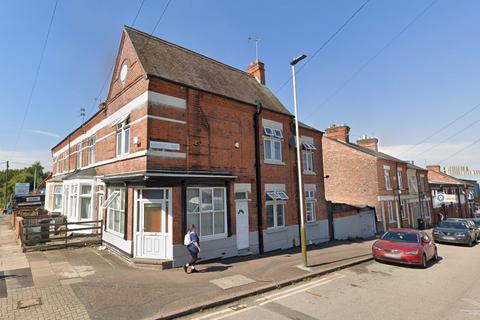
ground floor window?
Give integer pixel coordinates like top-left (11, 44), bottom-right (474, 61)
top-left (266, 191), bottom-right (287, 228)
top-left (187, 187), bottom-right (227, 239)
top-left (53, 185), bottom-right (63, 211)
top-left (305, 190), bottom-right (316, 222)
top-left (106, 187), bottom-right (126, 235)
top-left (62, 180), bottom-right (95, 222)
top-left (386, 201), bottom-right (395, 222)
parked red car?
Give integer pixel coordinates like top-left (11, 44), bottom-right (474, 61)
top-left (372, 228), bottom-right (438, 268)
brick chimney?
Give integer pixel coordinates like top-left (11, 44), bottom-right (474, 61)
top-left (247, 59), bottom-right (266, 85)
top-left (356, 135), bottom-right (379, 152)
top-left (427, 165), bottom-right (441, 173)
top-left (325, 124), bottom-right (350, 143)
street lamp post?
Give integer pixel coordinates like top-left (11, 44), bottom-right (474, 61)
top-left (290, 54), bottom-right (308, 267)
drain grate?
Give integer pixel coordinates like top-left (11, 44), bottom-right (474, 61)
top-left (17, 297), bottom-right (42, 309)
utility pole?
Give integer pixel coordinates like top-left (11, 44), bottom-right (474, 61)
top-left (33, 165), bottom-right (37, 192)
top-left (4, 161), bottom-right (9, 210)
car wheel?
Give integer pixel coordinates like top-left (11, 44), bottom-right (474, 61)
top-left (421, 255), bottom-right (427, 269)
top-left (433, 248), bottom-right (438, 261)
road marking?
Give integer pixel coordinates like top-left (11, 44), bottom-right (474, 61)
top-left (462, 298), bottom-right (480, 308)
top-left (255, 272), bottom-right (344, 304)
top-left (258, 273), bottom-right (345, 306)
top-left (194, 273), bottom-right (345, 320)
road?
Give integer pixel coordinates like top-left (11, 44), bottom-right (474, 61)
top-left (185, 242), bottom-right (480, 320)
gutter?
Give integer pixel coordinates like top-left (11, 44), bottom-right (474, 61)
top-left (254, 101), bottom-right (264, 254)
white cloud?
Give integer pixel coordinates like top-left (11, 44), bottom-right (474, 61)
top-left (26, 129), bottom-right (61, 138)
top-left (0, 149), bottom-right (52, 171)
top-left (380, 142), bottom-right (480, 169)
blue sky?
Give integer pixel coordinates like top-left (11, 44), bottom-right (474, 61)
top-left (1, 0), bottom-right (480, 170)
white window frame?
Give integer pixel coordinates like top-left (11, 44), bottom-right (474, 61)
top-left (116, 120), bottom-right (130, 157)
top-left (397, 168), bottom-right (403, 190)
top-left (264, 136), bottom-right (283, 163)
top-left (186, 187), bottom-right (227, 240)
top-left (303, 150), bottom-right (314, 173)
top-left (63, 152), bottom-right (68, 173)
top-left (79, 185), bottom-right (93, 221)
top-left (266, 200), bottom-right (285, 229)
top-left (106, 187), bottom-right (126, 236)
top-left (387, 200), bottom-right (395, 222)
top-left (400, 199), bottom-right (407, 219)
top-left (53, 185), bottom-right (63, 211)
top-left (89, 136), bottom-right (96, 165)
top-left (305, 190), bottom-right (316, 223)
top-left (384, 167), bottom-right (391, 190)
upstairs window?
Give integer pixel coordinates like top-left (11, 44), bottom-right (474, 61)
top-left (397, 168), bottom-right (403, 189)
top-left (63, 152), bottom-right (68, 172)
top-left (89, 136), bottom-right (96, 165)
top-left (264, 126), bottom-right (283, 162)
top-left (384, 167), bottom-right (391, 190)
top-left (77, 143), bottom-right (83, 169)
top-left (116, 119), bottom-right (130, 156)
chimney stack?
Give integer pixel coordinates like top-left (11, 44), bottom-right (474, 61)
top-left (247, 59), bottom-right (266, 85)
top-left (356, 135), bottom-right (379, 152)
top-left (427, 165), bottom-right (442, 173)
top-left (325, 124), bottom-right (350, 143)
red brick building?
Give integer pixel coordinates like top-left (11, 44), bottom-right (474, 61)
top-left (322, 124), bottom-right (433, 232)
top-left (44, 27), bottom-right (328, 266)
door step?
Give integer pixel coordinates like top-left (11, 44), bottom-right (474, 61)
top-left (237, 248), bottom-right (252, 256)
top-left (132, 258), bottom-right (173, 269)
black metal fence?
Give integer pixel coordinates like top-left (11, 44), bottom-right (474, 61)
top-left (20, 219), bottom-right (103, 252)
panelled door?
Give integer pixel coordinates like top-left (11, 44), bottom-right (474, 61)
top-left (235, 199), bottom-right (249, 250)
top-left (139, 200), bottom-right (168, 259)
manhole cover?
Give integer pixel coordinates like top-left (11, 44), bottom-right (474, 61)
top-left (17, 297), bottom-right (42, 309)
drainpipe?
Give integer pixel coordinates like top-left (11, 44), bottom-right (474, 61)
top-left (254, 101), bottom-right (264, 254)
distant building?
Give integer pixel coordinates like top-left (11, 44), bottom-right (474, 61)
top-left (444, 166), bottom-right (480, 198)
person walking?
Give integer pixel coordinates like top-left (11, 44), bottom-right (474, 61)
top-left (184, 224), bottom-right (201, 273)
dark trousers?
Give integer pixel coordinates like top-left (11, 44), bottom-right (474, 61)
top-left (188, 251), bottom-right (198, 267)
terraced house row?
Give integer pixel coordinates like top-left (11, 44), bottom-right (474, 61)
top-left (43, 26), bottom-right (473, 267)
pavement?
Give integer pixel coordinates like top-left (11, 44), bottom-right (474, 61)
top-left (0, 214), bottom-right (374, 319)
top-left (187, 240), bottom-right (480, 320)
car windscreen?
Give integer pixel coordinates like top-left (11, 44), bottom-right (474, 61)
top-left (381, 231), bottom-right (419, 243)
top-left (438, 221), bottom-right (467, 229)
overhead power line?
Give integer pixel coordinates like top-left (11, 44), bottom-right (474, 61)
top-left (15, 0), bottom-right (59, 146)
top-left (152, 0), bottom-right (173, 34)
top-left (438, 136), bottom-right (480, 164)
top-left (275, 0), bottom-right (370, 94)
top-left (414, 117), bottom-right (480, 158)
top-left (87, 0), bottom-right (172, 117)
top-left (401, 102), bottom-right (480, 157)
top-left (314, 0), bottom-right (438, 113)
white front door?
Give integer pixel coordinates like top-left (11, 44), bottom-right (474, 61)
top-left (139, 201), bottom-right (168, 259)
top-left (236, 200), bottom-right (249, 250)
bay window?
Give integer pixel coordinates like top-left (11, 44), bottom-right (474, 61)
top-left (107, 187), bottom-right (126, 235)
top-left (187, 187), bottom-right (227, 239)
top-left (53, 185), bottom-right (63, 211)
top-left (79, 185), bottom-right (92, 220)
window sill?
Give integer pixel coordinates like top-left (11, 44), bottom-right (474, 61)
top-left (265, 226), bottom-right (287, 234)
top-left (106, 229), bottom-right (125, 238)
top-left (303, 171), bottom-right (316, 176)
top-left (200, 234), bottom-right (228, 242)
top-left (306, 220), bottom-right (320, 226)
top-left (264, 160), bottom-right (285, 166)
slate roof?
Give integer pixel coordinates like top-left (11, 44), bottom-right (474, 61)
top-left (125, 26), bottom-right (292, 116)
